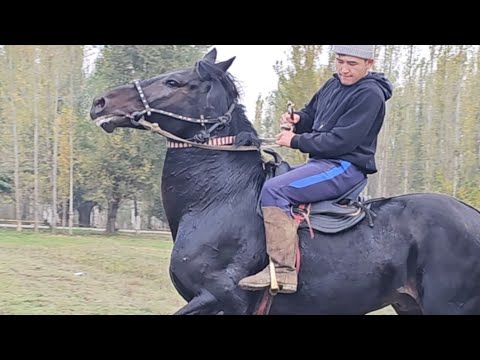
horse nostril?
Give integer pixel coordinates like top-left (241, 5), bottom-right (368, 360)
top-left (91, 96), bottom-right (106, 118)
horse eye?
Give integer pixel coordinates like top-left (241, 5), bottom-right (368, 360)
top-left (166, 79), bottom-right (180, 88)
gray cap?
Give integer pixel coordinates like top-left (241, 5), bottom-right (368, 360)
top-left (333, 45), bottom-right (375, 59)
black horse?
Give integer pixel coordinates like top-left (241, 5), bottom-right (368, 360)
top-left (90, 48), bottom-right (480, 315)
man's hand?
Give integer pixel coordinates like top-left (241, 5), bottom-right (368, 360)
top-left (275, 128), bottom-right (296, 148)
top-left (280, 112), bottom-right (300, 126)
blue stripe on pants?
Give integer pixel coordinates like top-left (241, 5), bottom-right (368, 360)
top-left (261, 159), bottom-right (366, 215)
top-left (288, 160), bottom-right (352, 188)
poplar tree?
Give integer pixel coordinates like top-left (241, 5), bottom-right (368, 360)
top-left (83, 45), bottom-right (209, 233)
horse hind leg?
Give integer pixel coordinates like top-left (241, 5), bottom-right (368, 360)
top-left (174, 289), bottom-right (220, 315)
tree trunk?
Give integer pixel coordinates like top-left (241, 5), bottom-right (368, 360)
top-left (62, 199), bottom-right (67, 227)
top-left (7, 91), bottom-right (22, 231)
top-left (52, 73), bottom-right (59, 232)
top-left (77, 201), bottom-right (95, 227)
top-left (68, 50), bottom-right (75, 235)
top-left (106, 198), bottom-right (120, 234)
top-left (33, 48), bottom-right (39, 233)
top-left (403, 109), bottom-right (410, 194)
top-left (12, 107), bottom-right (22, 232)
top-left (133, 198), bottom-right (140, 234)
top-left (452, 49), bottom-right (465, 197)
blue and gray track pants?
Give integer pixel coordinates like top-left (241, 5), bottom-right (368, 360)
top-left (261, 159), bottom-right (366, 216)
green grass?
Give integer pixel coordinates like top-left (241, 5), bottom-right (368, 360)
top-left (0, 228), bottom-right (396, 315)
top-left (0, 228), bottom-right (186, 315)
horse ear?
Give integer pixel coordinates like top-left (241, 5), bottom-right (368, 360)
top-left (215, 57), bottom-right (235, 73)
top-left (195, 61), bottom-right (212, 81)
top-left (202, 48), bottom-right (217, 63)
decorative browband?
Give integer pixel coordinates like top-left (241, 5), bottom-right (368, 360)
top-left (167, 136), bottom-right (236, 149)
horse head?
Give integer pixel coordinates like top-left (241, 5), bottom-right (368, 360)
top-left (89, 48), bottom-right (260, 148)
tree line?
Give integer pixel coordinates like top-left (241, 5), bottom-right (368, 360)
top-left (0, 45), bottom-right (478, 234)
top-left (257, 45), bottom-right (480, 206)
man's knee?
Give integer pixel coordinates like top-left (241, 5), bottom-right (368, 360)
top-left (260, 178), bottom-right (282, 205)
top-left (261, 178), bottom-right (280, 198)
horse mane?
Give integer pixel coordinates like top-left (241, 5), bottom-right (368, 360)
top-left (160, 62), bottom-right (267, 210)
top-left (202, 69), bottom-right (267, 200)
top-left (222, 73), bottom-right (263, 148)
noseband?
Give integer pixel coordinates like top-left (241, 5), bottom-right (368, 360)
top-left (129, 80), bottom-right (238, 145)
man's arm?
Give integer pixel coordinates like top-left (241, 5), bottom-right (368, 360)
top-left (291, 90), bottom-right (384, 158)
top-left (291, 92), bottom-right (319, 134)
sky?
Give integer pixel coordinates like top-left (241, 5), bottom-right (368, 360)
top-left (212, 45), bottom-right (290, 119)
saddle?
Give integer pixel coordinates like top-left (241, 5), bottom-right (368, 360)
top-left (262, 148), bottom-right (376, 235)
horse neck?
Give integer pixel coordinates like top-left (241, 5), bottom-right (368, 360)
top-left (162, 149), bottom-right (265, 212)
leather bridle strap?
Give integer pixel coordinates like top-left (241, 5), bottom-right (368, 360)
top-left (130, 80), bottom-right (235, 126)
top-left (130, 79), bottom-right (248, 149)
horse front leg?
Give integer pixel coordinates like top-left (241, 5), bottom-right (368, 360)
top-left (173, 289), bottom-right (221, 315)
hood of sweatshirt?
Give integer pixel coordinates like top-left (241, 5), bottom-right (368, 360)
top-left (333, 71), bottom-right (393, 101)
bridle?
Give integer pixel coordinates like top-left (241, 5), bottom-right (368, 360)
top-left (126, 80), bottom-right (259, 152)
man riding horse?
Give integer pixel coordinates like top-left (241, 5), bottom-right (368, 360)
top-left (239, 45), bottom-right (393, 294)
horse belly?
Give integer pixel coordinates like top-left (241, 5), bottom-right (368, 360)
top-left (268, 277), bottom-right (390, 315)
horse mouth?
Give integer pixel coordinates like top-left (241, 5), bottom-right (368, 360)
top-left (93, 115), bottom-right (125, 133)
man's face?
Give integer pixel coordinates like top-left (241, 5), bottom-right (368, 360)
top-left (335, 54), bottom-right (373, 86)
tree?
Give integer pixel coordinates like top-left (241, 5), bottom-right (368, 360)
top-left (82, 45), bottom-right (210, 233)
top-left (262, 45), bottom-right (331, 165)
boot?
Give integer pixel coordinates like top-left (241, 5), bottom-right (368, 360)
top-left (239, 206), bottom-right (298, 294)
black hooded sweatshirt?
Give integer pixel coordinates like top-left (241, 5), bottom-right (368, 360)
top-left (290, 72), bottom-right (393, 175)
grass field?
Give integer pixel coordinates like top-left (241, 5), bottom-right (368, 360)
top-left (0, 228), bottom-right (186, 315)
top-left (0, 228), bottom-right (395, 315)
